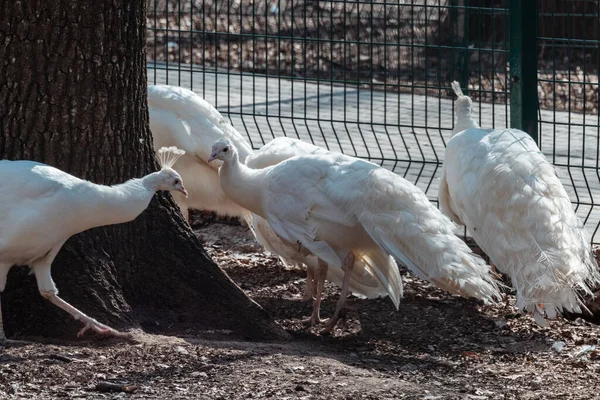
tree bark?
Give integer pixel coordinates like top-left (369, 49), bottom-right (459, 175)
top-left (0, 0), bottom-right (287, 341)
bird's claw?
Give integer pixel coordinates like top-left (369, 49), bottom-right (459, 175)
top-left (76, 317), bottom-right (131, 339)
top-left (320, 318), bottom-right (338, 334)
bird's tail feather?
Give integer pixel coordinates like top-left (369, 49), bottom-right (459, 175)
top-left (516, 246), bottom-right (600, 325)
top-left (354, 249), bottom-right (402, 308)
top-left (359, 206), bottom-right (501, 304)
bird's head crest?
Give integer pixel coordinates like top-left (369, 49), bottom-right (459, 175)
top-left (157, 146), bottom-right (185, 170)
top-left (451, 81), bottom-right (473, 117)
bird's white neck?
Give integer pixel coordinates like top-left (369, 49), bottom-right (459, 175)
top-left (218, 151), bottom-right (266, 217)
top-left (80, 173), bottom-right (160, 229)
top-left (236, 142), bottom-right (253, 164)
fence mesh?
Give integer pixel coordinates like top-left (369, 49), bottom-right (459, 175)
top-left (146, 0), bottom-right (600, 243)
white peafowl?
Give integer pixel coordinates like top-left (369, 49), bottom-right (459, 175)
top-left (439, 81), bottom-right (600, 325)
top-left (148, 84), bottom-right (254, 222)
top-left (246, 137), bottom-right (394, 305)
top-left (0, 147), bottom-right (188, 341)
top-left (147, 85), bottom-right (391, 305)
top-left (209, 138), bottom-right (500, 331)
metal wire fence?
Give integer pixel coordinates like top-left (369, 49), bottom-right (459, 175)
top-left (146, 0), bottom-right (600, 243)
top-left (537, 1), bottom-right (600, 242)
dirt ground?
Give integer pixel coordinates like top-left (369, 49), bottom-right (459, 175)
top-left (2, 217), bottom-right (600, 399)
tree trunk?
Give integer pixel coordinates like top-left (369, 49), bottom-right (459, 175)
top-left (0, 0), bottom-right (287, 341)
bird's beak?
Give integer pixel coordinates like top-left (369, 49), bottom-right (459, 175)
top-left (207, 153), bottom-right (217, 163)
top-left (179, 187), bottom-right (189, 198)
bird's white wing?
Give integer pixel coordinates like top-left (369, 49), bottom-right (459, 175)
top-left (246, 137), bottom-right (335, 264)
top-left (0, 161), bottom-right (78, 202)
top-left (148, 85), bottom-right (253, 165)
top-left (250, 213), bottom-right (299, 268)
top-left (443, 127), bottom-right (600, 316)
top-left (0, 161), bottom-right (83, 252)
top-left (262, 155), bottom-right (352, 269)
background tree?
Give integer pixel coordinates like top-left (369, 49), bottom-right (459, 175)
top-left (0, 0), bottom-right (286, 340)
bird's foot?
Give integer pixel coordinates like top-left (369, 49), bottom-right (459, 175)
top-left (77, 317), bottom-right (132, 339)
top-left (320, 309), bottom-right (348, 334)
top-left (302, 315), bottom-right (324, 327)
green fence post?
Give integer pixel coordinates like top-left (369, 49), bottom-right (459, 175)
top-left (509, 0), bottom-right (538, 143)
top-left (450, 0), bottom-right (469, 93)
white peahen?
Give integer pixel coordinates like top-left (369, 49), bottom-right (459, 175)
top-left (439, 81), bottom-right (600, 325)
top-left (0, 147), bottom-right (187, 340)
top-left (148, 84), bottom-right (254, 222)
top-left (210, 138), bottom-right (500, 331)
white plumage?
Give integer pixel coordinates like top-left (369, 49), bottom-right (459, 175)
top-left (439, 81), bottom-right (600, 325)
top-left (210, 138), bottom-right (500, 330)
top-left (148, 84), bottom-right (254, 221)
top-left (0, 147), bottom-right (187, 340)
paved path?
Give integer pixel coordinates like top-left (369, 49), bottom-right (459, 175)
top-left (148, 63), bottom-right (600, 242)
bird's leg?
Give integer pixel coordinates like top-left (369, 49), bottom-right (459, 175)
top-left (34, 263), bottom-right (130, 339)
top-left (322, 252), bottom-right (355, 333)
top-left (301, 267), bottom-right (315, 302)
top-left (45, 293), bottom-right (131, 338)
top-left (303, 260), bottom-right (328, 326)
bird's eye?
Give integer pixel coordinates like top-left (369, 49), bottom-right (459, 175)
top-left (174, 179), bottom-right (180, 185)
top-left (223, 146), bottom-right (229, 153)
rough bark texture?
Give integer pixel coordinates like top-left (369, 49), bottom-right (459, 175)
top-left (0, 0), bottom-right (287, 341)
